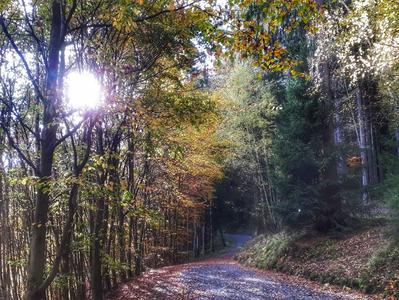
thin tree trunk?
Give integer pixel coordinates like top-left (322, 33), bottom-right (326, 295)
top-left (356, 87), bottom-right (369, 202)
top-left (91, 126), bottom-right (106, 300)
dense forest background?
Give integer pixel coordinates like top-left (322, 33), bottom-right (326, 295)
top-left (215, 0), bottom-right (399, 235)
top-left (0, 0), bottom-right (399, 299)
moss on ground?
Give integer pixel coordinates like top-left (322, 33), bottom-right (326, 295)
top-left (235, 225), bottom-right (399, 298)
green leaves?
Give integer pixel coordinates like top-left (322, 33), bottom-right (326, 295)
top-left (0, 0), bottom-right (11, 12)
top-left (217, 63), bottom-right (278, 162)
top-left (222, 0), bottom-right (321, 73)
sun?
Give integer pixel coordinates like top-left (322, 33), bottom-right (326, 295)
top-left (65, 71), bottom-right (102, 109)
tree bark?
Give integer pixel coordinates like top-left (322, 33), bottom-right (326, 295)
top-left (317, 60), bottom-right (343, 230)
top-left (91, 126), bottom-right (106, 300)
top-left (356, 86), bottom-right (369, 202)
top-left (26, 1), bottom-right (62, 298)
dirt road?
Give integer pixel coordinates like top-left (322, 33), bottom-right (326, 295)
top-left (107, 234), bottom-right (376, 299)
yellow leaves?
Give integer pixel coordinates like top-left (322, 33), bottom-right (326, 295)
top-left (105, 182), bottom-right (114, 192)
top-left (179, 197), bottom-right (198, 209)
top-left (226, 0), bottom-right (321, 73)
top-left (290, 69), bottom-right (304, 78)
top-left (32, 223), bottom-right (45, 229)
top-left (215, 46), bottom-right (223, 57)
top-left (120, 179), bottom-right (128, 190)
top-left (385, 279), bottom-right (399, 299)
top-left (273, 47), bottom-right (285, 58)
top-left (134, 92), bottom-right (222, 210)
top-left (168, 1), bottom-right (176, 11)
top-left (0, 0), bottom-right (11, 12)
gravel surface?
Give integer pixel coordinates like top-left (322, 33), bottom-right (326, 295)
top-left (176, 234), bottom-right (345, 299)
top-left (107, 234), bottom-right (377, 300)
top-left (180, 263), bottom-right (343, 299)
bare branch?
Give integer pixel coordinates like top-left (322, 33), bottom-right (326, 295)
top-left (61, 0), bottom-right (77, 40)
top-left (0, 16), bottom-right (45, 102)
top-left (76, 117), bottom-right (97, 172)
top-left (0, 97), bottom-right (41, 140)
top-left (67, 22), bottom-right (111, 34)
top-left (133, 1), bottom-right (201, 23)
top-left (2, 125), bottom-right (39, 175)
top-left (54, 116), bottom-right (87, 148)
top-left (21, 0), bottom-right (47, 66)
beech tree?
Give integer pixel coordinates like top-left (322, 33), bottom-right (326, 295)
top-left (0, 0), bottom-right (220, 299)
top-left (1, 0), bottom-right (399, 298)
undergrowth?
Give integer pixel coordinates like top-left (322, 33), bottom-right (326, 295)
top-left (236, 226), bottom-right (399, 297)
top-left (236, 232), bottom-right (294, 269)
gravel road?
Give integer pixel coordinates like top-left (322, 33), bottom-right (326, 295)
top-left (179, 263), bottom-right (343, 299)
top-left (177, 234), bottom-right (347, 300)
top-left (107, 234), bottom-right (376, 300)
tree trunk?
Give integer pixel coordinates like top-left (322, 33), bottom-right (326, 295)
top-left (356, 87), bottom-right (369, 202)
top-left (91, 126), bottom-right (106, 300)
top-left (317, 60), bottom-right (343, 231)
top-left (26, 2), bottom-right (62, 298)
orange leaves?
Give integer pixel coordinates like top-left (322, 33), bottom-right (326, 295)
top-left (162, 119), bottom-right (223, 205)
top-left (385, 280), bottom-right (399, 297)
top-left (346, 156), bottom-right (362, 168)
top-left (122, 81), bottom-right (221, 231)
top-left (168, 1), bottom-right (176, 12)
top-left (225, 0), bottom-right (321, 73)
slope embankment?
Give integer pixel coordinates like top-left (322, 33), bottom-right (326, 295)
top-left (107, 234), bottom-right (375, 299)
top-left (235, 225), bottom-right (399, 298)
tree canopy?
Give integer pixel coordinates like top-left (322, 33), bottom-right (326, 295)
top-left (1, 0), bottom-right (399, 299)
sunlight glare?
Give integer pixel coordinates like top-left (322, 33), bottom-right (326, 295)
top-left (66, 71), bottom-right (102, 109)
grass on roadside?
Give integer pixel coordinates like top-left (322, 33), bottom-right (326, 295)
top-left (235, 225), bottom-right (399, 298)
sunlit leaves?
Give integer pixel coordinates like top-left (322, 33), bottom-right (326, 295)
top-left (0, 0), bottom-right (11, 12)
top-left (216, 63), bottom-right (278, 159)
top-left (223, 0), bottom-right (321, 73)
top-left (313, 0), bottom-right (399, 86)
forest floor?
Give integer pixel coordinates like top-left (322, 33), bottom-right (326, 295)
top-left (236, 225), bottom-right (398, 299)
top-left (106, 234), bottom-right (378, 299)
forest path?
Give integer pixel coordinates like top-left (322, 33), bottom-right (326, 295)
top-left (106, 234), bottom-right (376, 300)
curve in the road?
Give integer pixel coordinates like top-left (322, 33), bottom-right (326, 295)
top-left (107, 234), bottom-right (373, 300)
